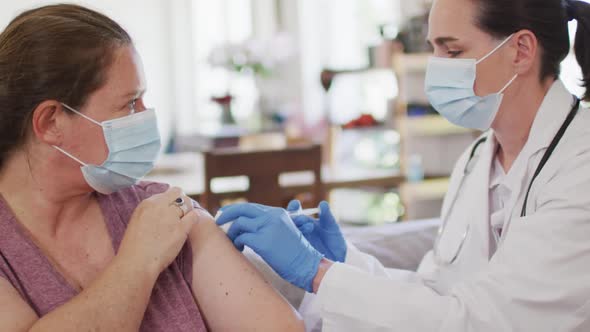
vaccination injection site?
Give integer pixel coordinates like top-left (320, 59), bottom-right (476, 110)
top-left (1, 0), bottom-right (590, 331)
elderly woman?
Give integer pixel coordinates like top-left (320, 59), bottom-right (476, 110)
top-left (0, 4), bottom-right (304, 332)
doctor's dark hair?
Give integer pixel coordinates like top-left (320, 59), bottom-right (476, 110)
top-left (0, 4), bottom-right (132, 169)
top-left (471, 0), bottom-right (590, 101)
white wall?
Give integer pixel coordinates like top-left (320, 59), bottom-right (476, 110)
top-left (399, 1), bottom-right (431, 18)
top-left (0, 0), bottom-right (177, 145)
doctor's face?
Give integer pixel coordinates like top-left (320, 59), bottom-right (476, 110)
top-left (427, 0), bottom-right (517, 97)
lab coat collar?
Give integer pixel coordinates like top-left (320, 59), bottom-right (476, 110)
top-left (518, 80), bottom-right (576, 156)
top-left (486, 80), bottom-right (574, 198)
top-left (465, 128), bottom-right (496, 260)
top-left (492, 80), bottom-right (575, 248)
top-left (475, 80), bottom-right (574, 256)
top-left (489, 149), bottom-right (505, 190)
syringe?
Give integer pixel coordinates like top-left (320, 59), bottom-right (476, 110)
top-left (216, 207), bottom-right (320, 233)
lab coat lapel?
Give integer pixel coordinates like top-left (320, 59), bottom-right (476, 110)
top-left (499, 80), bottom-right (575, 242)
top-left (462, 131), bottom-right (496, 260)
top-left (434, 132), bottom-right (495, 291)
top-left (438, 131), bottom-right (495, 265)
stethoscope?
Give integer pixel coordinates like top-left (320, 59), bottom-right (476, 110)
top-left (433, 97), bottom-right (581, 266)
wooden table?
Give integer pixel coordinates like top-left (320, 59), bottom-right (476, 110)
top-left (144, 152), bottom-right (405, 198)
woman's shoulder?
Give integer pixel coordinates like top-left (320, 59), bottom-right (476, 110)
top-left (105, 181), bottom-right (171, 204)
top-left (97, 182), bottom-right (171, 228)
top-left (131, 181), bottom-right (171, 200)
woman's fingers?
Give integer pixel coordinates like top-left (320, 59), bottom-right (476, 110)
top-left (179, 210), bottom-right (199, 235)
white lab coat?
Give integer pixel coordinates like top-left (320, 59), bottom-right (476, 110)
top-left (301, 81), bottom-right (590, 331)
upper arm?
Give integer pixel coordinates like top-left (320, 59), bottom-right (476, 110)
top-left (187, 210), bottom-right (304, 332)
top-left (0, 277), bottom-right (38, 332)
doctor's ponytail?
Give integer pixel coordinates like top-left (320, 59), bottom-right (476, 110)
top-left (567, 0), bottom-right (590, 101)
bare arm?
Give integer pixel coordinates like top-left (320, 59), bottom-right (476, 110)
top-left (0, 278), bottom-right (38, 332)
top-left (189, 210), bottom-right (305, 331)
top-left (31, 255), bottom-right (156, 331)
top-left (0, 255), bottom-right (157, 332)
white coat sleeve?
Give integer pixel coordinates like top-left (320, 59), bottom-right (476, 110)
top-left (315, 149), bottom-right (590, 332)
top-left (298, 242), bottom-right (430, 332)
top-left (342, 242), bottom-right (426, 283)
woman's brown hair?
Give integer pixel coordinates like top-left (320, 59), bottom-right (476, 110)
top-left (0, 4), bottom-right (132, 168)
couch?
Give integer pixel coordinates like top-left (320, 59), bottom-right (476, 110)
top-left (244, 218), bottom-right (441, 308)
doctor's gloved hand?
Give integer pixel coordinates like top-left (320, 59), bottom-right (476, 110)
top-left (216, 203), bottom-right (324, 292)
top-left (287, 200), bottom-right (347, 262)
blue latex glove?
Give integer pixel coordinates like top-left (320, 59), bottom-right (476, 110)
top-left (287, 200), bottom-right (347, 263)
top-left (216, 203), bottom-right (324, 292)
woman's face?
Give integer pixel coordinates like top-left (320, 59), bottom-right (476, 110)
top-left (427, 0), bottom-right (517, 97)
top-left (59, 46), bottom-right (148, 168)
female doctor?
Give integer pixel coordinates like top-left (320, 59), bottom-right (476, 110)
top-left (217, 0), bottom-right (590, 330)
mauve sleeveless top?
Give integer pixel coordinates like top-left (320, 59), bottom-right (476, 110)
top-left (0, 182), bottom-right (207, 331)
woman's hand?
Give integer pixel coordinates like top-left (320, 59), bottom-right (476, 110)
top-left (118, 187), bottom-right (199, 276)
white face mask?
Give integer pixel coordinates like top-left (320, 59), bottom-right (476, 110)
top-left (424, 34), bottom-right (518, 131)
top-left (53, 104), bottom-right (161, 194)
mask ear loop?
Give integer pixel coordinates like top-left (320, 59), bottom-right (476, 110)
top-left (52, 145), bottom-right (87, 166)
top-left (499, 75), bottom-right (519, 94)
top-left (52, 103), bottom-right (101, 166)
top-left (61, 103), bottom-right (102, 127)
top-left (474, 34), bottom-right (519, 94)
top-left (476, 33), bottom-right (515, 65)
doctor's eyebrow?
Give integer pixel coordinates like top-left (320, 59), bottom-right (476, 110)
top-left (427, 36), bottom-right (460, 47)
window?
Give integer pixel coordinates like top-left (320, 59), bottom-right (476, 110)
top-left (180, 0), bottom-right (257, 134)
top-left (561, 13), bottom-right (589, 98)
top-left (298, 0), bottom-right (402, 125)
top-left (176, 0), bottom-right (587, 136)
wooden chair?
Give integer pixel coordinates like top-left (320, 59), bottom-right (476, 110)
top-left (201, 144), bottom-right (324, 213)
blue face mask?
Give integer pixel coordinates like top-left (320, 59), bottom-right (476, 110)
top-left (53, 104), bottom-right (161, 194)
top-left (425, 34), bottom-right (518, 131)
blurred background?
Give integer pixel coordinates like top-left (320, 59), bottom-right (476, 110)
top-left (0, 0), bottom-right (586, 226)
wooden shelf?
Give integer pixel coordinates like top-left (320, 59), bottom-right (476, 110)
top-left (399, 177), bottom-right (450, 220)
top-left (391, 51), bottom-right (475, 220)
top-left (402, 114), bottom-right (473, 137)
top-left (400, 178), bottom-right (450, 201)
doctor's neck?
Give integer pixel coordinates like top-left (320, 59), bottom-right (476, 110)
top-left (491, 76), bottom-right (555, 172)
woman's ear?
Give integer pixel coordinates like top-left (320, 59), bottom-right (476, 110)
top-left (31, 101), bottom-right (66, 146)
top-left (512, 29), bottom-right (539, 76)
